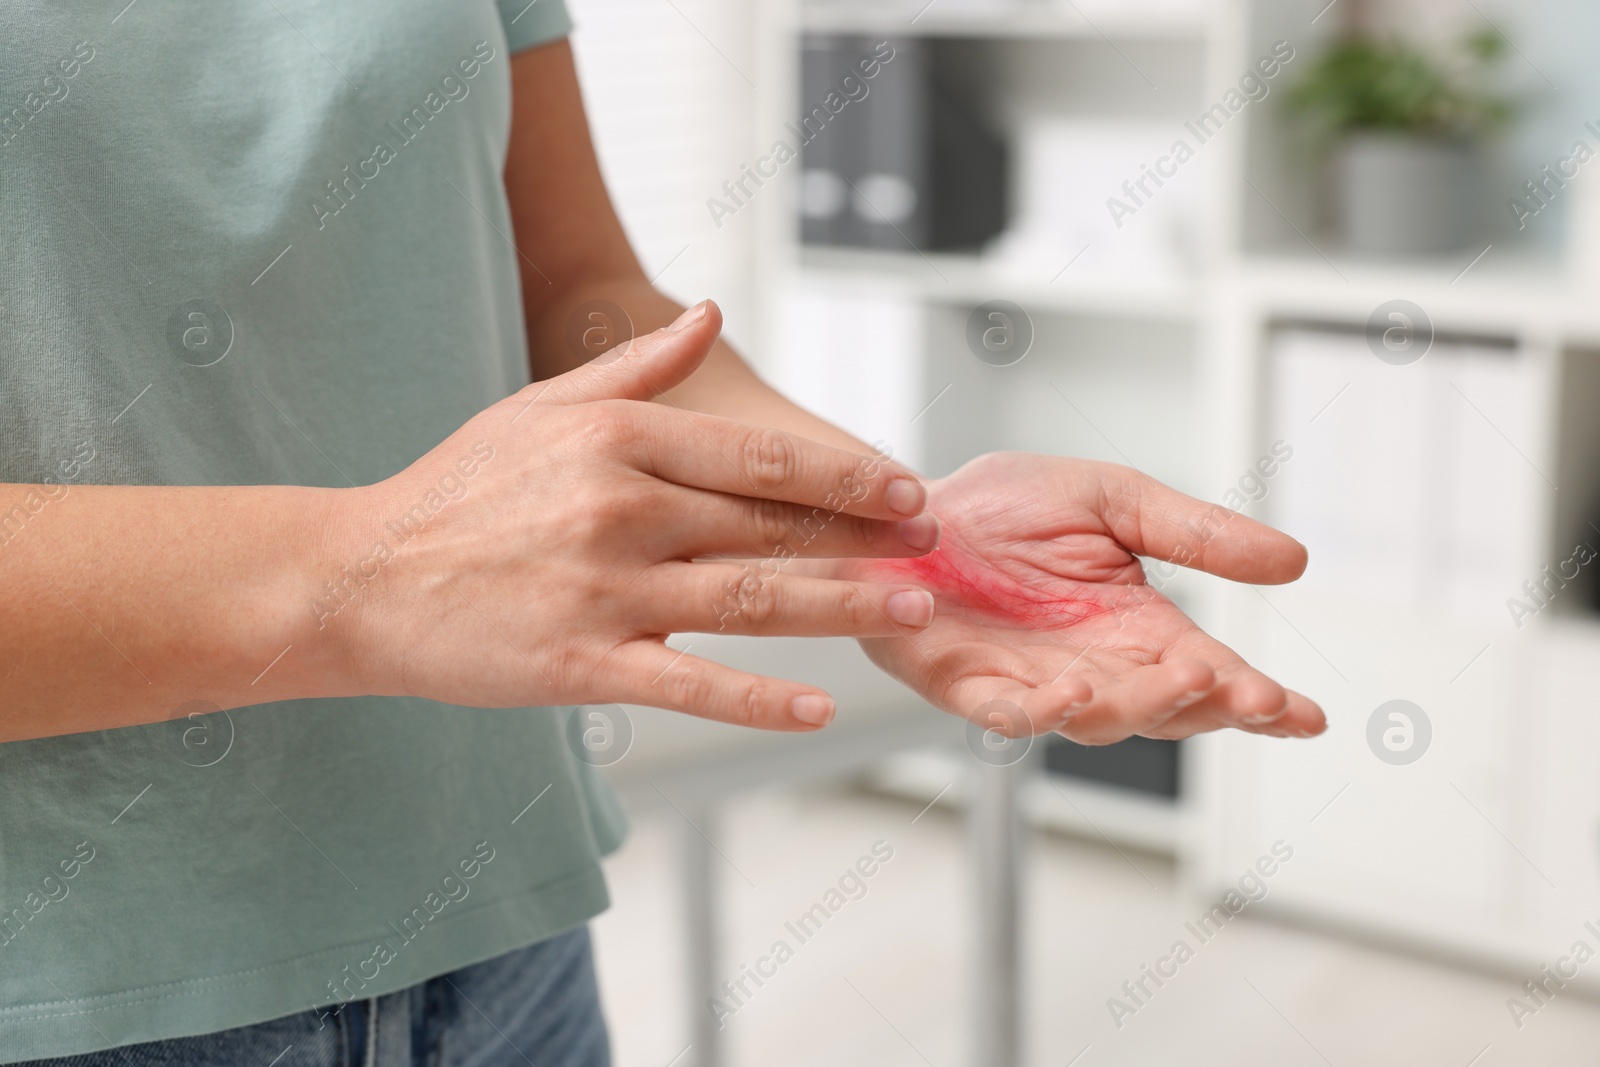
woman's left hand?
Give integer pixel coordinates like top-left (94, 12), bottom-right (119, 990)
top-left (839, 452), bottom-right (1327, 744)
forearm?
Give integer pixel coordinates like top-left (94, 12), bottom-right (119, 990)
top-left (0, 482), bottom-right (358, 742)
top-left (526, 275), bottom-right (876, 456)
top-left (504, 43), bottom-right (873, 461)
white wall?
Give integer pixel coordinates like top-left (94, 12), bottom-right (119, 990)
top-left (566, 0), bottom-right (763, 350)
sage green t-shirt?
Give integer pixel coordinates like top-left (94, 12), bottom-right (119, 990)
top-left (0, 2), bottom-right (628, 1061)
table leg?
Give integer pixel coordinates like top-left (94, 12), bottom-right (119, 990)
top-left (970, 755), bottom-right (1025, 1067)
top-left (683, 802), bottom-right (724, 1067)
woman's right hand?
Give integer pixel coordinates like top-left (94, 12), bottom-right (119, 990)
top-left (331, 301), bottom-right (939, 730)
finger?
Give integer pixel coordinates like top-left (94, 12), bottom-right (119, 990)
top-left (627, 404), bottom-right (927, 520)
top-left (647, 564), bottom-right (936, 637)
top-left (1213, 664), bottom-right (1290, 723)
top-left (1155, 631), bottom-right (1317, 731)
top-left (1091, 463), bottom-right (1307, 585)
top-left (515, 299), bottom-right (723, 410)
top-left (660, 486), bottom-right (939, 560)
top-left (1161, 658), bottom-right (1289, 726)
top-left (1265, 689), bottom-right (1326, 736)
top-left (1054, 657), bottom-right (1216, 745)
top-left (1149, 688), bottom-right (1326, 740)
top-left (613, 641), bottom-right (839, 731)
top-left (945, 674), bottom-right (1094, 737)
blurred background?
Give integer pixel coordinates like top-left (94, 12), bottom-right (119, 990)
top-left (558, 0), bottom-right (1600, 1062)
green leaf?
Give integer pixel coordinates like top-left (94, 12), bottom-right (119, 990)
top-left (1284, 31), bottom-right (1514, 149)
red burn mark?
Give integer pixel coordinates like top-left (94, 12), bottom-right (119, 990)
top-left (871, 542), bottom-right (1112, 630)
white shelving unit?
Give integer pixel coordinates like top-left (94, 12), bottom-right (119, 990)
top-left (798, 0), bottom-right (1208, 40)
top-left (747, 0), bottom-right (1600, 990)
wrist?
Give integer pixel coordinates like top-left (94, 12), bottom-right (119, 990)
top-left (253, 483), bottom-right (391, 703)
top-left (306, 432), bottom-right (509, 703)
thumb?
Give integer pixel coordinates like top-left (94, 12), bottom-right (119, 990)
top-left (525, 299), bottom-right (720, 408)
top-left (1110, 465), bottom-right (1308, 585)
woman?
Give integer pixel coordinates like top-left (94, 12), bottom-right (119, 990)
top-left (0, 2), bottom-right (1323, 1064)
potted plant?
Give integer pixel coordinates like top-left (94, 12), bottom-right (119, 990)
top-left (1286, 29), bottom-right (1513, 256)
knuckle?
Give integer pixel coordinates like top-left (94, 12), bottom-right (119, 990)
top-left (837, 584), bottom-right (873, 630)
top-left (842, 516), bottom-right (881, 554)
top-left (568, 484), bottom-right (631, 537)
top-left (732, 678), bottom-right (776, 728)
top-left (662, 663), bottom-right (716, 712)
top-left (750, 499), bottom-right (794, 550)
top-left (578, 401), bottom-right (639, 453)
top-left (740, 579), bottom-right (780, 626)
top-left (743, 427), bottom-right (799, 490)
top-left (545, 642), bottom-right (591, 693)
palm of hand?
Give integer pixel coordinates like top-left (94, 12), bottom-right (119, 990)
top-left (844, 454), bottom-right (1324, 743)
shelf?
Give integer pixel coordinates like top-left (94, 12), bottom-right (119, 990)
top-left (798, 246), bottom-right (1199, 321)
top-left (1232, 250), bottom-right (1579, 336)
top-left (799, 0), bottom-right (1207, 40)
top-left (799, 245), bottom-right (1588, 331)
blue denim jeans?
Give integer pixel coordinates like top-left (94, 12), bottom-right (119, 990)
top-left (18, 927), bottom-right (609, 1067)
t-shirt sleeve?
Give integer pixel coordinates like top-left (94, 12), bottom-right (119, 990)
top-left (496, 0), bottom-right (574, 53)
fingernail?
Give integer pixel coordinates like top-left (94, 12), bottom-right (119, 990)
top-left (898, 513), bottom-right (940, 552)
top-left (665, 301), bottom-right (708, 332)
top-left (1175, 689), bottom-right (1209, 709)
top-left (887, 589), bottom-right (935, 627)
top-left (1242, 694), bottom-right (1291, 724)
top-left (791, 694), bottom-right (835, 726)
top-left (885, 478), bottom-right (925, 516)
